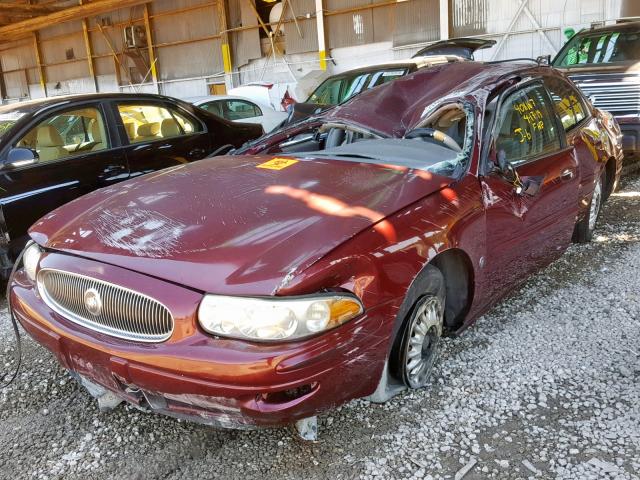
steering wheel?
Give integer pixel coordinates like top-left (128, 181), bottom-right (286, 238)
top-left (405, 127), bottom-right (462, 152)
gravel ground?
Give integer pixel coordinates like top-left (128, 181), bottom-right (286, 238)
top-left (1, 175), bottom-right (639, 480)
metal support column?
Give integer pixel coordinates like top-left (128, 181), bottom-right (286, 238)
top-left (315, 0), bottom-right (326, 70)
top-left (439, 0), bottom-right (450, 40)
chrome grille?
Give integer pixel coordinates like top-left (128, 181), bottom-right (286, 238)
top-left (569, 72), bottom-right (640, 115)
top-left (37, 269), bottom-right (173, 343)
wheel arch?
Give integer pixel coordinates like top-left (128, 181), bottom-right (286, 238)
top-left (603, 156), bottom-right (617, 200)
top-left (389, 247), bottom-right (475, 349)
top-left (386, 247), bottom-right (475, 384)
top-left (430, 248), bottom-right (475, 331)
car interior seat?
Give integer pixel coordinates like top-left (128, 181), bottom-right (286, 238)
top-left (136, 122), bottom-right (160, 141)
top-left (123, 122), bottom-right (136, 142)
top-left (325, 128), bottom-right (346, 148)
top-left (36, 126), bottom-right (67, 162)
top-left (90, 120), bottom-right (105, 151)
top-left (160, 118), bottom-right (181, 138)
top-left (17, 129), bottom-right (38, 150)
top-left (496, 108), bottom-right (528, 162)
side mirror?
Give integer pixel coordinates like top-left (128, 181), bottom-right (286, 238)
top-left (3, 147), bottom-right (38, 169)
top-left (494, 149), bottom-right (541, 196)
top-left (495, 149), bottom-right (517, 183)
top-left (536, 54), bottom-right (551, 65)
top-left (2, 147), bottom-right (38, 168)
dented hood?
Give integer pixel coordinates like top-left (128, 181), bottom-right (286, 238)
top-left (30, 155), bottom-right (450, 295)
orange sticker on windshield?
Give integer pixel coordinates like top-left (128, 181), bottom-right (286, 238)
top-left (257, 158), bottom-right (299, 170)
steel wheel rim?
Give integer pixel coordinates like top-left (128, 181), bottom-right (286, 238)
top-left (589, 176), bottom-right (603, 232)
top-left (404, 297), bottom-right (443, 389)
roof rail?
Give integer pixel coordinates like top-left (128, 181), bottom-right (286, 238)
top-left (486, 58), bottom-right (538, 65)
top-left (616, 16), bottom-right (640, 23)
top-left (487, 55), bottom-right (551, 66)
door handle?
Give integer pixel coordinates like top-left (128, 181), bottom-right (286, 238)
top-left (102, 165), bottom-right (127, 175)
top-left (560, 168), bottom-right (575, 180)
top-left (188, 148), bottom-right (206, 159)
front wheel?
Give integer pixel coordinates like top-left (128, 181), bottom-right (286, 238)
top-left (398, 284), bottom-right (445, 389)
top-left (574, 170), bottom-right (605, 243)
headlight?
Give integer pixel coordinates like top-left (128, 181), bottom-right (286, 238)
top-left (198, 294), bottom-right (364, 341)
top-left (22, 241), bottom-right (42, 282)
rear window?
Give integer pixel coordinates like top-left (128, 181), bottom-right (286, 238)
top-left (554, 29), bottom-right (640, 67)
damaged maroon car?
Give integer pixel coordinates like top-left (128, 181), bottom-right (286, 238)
top-left (9, 61), bottom-right (622, 439)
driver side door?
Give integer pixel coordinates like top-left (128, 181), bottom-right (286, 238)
top-left (479, 82), bottom-right (580, 305)
top-left (0, 102), bottom-right (128, 251)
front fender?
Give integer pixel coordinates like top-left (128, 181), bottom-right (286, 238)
top-left (278, 175), bottom-right (485, 318)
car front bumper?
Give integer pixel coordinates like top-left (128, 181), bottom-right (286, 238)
top-left (10, 252), bottom-right (396, 429)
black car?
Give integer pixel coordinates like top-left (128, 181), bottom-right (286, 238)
top-left (552, 20), bottom-right (640, 165)
top-left (0, 93), bottom-right (263, 278)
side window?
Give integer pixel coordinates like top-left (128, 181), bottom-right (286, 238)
top-left (342, 73), bottom-right (372, 102)
top-left (16, 106), bottom-right (109, 163)
top-left (171, 109), bottom-right (199, 134)
top-left (368, 69), bottom-right (406, 89)
top-left (117, 103), bottom-right (201, 143)
top-left (200, 101), bottom-right (223, 117)
top-left (494, 84), bottom-right (561, 164)
top-left (308, 78), bottom-right (342, 104)
top-left (544, 77), bottom-right (587, 131)
top-left (224, 100), bottom-right (262, 120)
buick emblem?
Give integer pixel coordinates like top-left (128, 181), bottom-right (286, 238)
top-left (84, 288), bottom-right (103, 317)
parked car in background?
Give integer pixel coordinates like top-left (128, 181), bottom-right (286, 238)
top-left (411, 37), bottom-right (496, 59)
top-left (284, 55), bottom-right (463, 125)
top-left (552, 19), bottom-right (640, 165)
top-left (189, 95), bottom-right (287, 132)
top-left (227, 81), bottom-right (281, 111)
top-left (10, 61), bottom-right (622, 436)
top-left (0, 93), bottom-right (262, 278)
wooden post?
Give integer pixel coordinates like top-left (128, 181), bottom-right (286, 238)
top-left (33, 32), bottom-right (47, 97)
top-left (143, 3), bottom-right (159, 93)
top-left (0, 62), bottom-right (6, 103)
top-left (218, 0), bottom-right (233, 90)
top-left (82, 17), bottom-right (98, 92)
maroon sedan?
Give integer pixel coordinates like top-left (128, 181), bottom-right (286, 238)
top-left (9, 61), bottom-right (622, 438)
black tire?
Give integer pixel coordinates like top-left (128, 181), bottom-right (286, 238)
top-left (574, 169), bottom-right (605, 244)
top-left (393, 266), bottom-right (446, 389)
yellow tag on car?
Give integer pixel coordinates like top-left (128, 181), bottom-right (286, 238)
top-left (257, 158), bottom-right (299, 170)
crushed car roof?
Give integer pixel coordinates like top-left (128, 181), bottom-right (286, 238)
top-left (322, 60), bottom-right (553, 137)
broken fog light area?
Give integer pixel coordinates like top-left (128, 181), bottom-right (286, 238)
top-left (259, 382), bottom-right (318, 404)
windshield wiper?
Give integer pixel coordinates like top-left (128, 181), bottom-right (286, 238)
top-left (310, 152), bottom-right (380, 161)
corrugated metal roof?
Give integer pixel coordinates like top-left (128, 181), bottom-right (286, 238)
top-left (452, 0), bottom-right (488, 37)
top-left (153, 4), bottom-right (219, 44)
top-left (158, 39), bottom-right (223, 80)
top-left (283, 0), bottom-right (318, 54)
top-left (229, 0), bottom-right (261, 68)
top-left (393, 0), bottom-right (440, 47)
